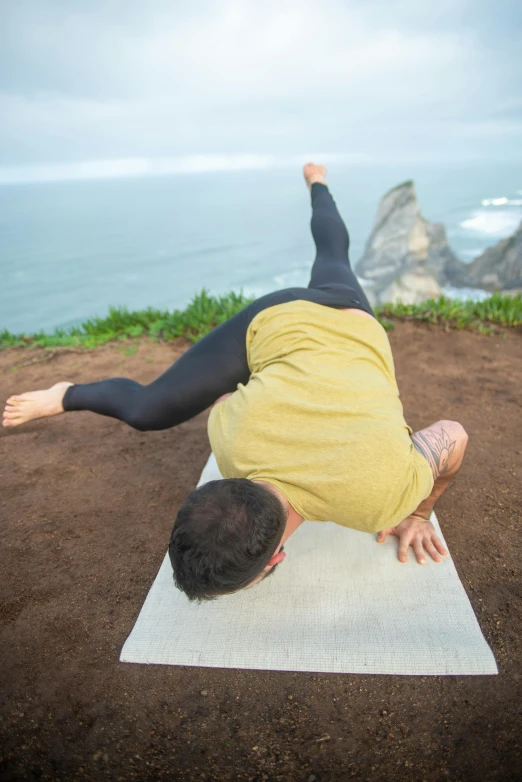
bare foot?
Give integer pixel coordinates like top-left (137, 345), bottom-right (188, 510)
top-left (303, 162), bottom-right (328, 191)
top-left (2, 381), bottom-right (73, 428)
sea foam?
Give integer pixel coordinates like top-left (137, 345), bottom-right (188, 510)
top-left (460, 208), bottom-right (522, 236)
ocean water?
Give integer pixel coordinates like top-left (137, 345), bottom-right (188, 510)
top-left (1, 162), bottom-right (521, 334)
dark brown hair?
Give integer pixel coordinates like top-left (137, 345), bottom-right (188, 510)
top-left (168, 478), bottom-right (287, 601)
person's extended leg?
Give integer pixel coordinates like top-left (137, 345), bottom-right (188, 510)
top-left (2, 274), bottom-right (368, 431)
top-left (2, 309), bottom-right (252, 431)
top-left (304, 164), bottom-right (373, 313)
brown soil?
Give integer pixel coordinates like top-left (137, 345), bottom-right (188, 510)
top-left (0, 323), bottom-right (521, 782)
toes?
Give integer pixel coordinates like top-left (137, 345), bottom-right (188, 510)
top-left (6, 396), bottom-right (32, 408)
top-left (2, 417), bottom-right (21, 428)
top-left (4, 409), bottom-right (22, 418)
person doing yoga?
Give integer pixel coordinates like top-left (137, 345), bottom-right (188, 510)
top-left (2, 163), bottom-right (468, 602)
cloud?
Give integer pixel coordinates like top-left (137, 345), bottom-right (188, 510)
top-left (1, 0), bottom-right (521, 176)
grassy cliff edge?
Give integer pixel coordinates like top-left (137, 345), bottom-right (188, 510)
top-left (1, 289), bottom-right (521, 351)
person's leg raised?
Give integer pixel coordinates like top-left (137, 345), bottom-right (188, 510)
top-left (303, 162), bottom-right (374, 316)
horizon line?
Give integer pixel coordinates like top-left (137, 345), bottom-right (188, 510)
top-left (2, 151), bottom-right (520, 185)
top-left (0, 153), bottom-right (372, 185)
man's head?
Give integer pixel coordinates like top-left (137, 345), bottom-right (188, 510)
top-left (168, 478), bottom-right (287, 601)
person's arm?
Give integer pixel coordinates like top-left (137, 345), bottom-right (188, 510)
top-left (377, 420), bottom-right (468, 564)
top-left (410, 419), bottom-right (469, 520)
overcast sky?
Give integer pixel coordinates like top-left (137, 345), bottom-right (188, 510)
top-left (1, 0), bottom-right (521, 179)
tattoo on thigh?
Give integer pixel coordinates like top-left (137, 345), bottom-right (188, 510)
top-left (412, 428), bottom-right (457, 476)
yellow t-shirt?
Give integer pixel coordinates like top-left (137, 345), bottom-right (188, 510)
top-left (207, 300), bottom-right (434, 533)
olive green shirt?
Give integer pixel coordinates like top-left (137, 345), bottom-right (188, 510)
top-left (207, 300), bottom-right (433, 533)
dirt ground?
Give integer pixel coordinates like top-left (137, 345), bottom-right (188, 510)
top-left (0, 321), bottom-right (521, 782)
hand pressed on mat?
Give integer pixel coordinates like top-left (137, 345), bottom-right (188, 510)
top-left (377, 420), bottom-right (468, 565)
top-left (376, 514), bottom-right (448, 565)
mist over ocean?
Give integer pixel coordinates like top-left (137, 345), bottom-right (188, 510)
top-left (1, 161), bottom-right (521, 335)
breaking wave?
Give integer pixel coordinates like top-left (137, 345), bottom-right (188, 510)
top-left (460, 208), bottom-right (522, 236)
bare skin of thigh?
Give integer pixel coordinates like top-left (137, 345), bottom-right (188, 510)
top-left (338, 308), bottom-right (375, 319)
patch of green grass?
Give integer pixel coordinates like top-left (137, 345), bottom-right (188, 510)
top-left (0, 288), bottom-right (256, 350)
top-left (1, 290), bottom-right (520, 351)
top-left (375, 292), bottom-right (522, 333)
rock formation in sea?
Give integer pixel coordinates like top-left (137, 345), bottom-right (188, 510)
top-left (465, 220), bottom-right (522, 294)
top-left (355, 181), bottom-right (522, 305)
top-left (355, 181), bottom-right (452, 305)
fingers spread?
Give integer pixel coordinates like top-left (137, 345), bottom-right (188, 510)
top-left (433, 535), bottom-right (448, 556)
top-left (424, 539), bottom-right (442, 563)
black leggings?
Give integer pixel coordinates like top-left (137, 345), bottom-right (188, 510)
top-left (63, 183), bottom-right (374, 430)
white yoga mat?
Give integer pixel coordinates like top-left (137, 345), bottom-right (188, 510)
top-left (121, 453), bottom-right (498, 676)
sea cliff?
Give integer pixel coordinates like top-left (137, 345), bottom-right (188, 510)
top-left (356, 181), bottom-right (522, 305)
